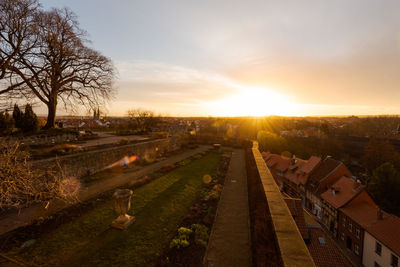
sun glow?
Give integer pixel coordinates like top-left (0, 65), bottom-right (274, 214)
top-left (205, 87), bottom-right (298, 117)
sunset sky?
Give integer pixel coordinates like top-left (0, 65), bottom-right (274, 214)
top-left (40, 0), bottom-right (400, 117)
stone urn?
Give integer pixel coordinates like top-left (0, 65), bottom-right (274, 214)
top-left (111, 189), bottom-right (135, 230)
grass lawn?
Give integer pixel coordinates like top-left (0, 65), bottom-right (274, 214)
top-left (9, 152), bottom-right (221, 266)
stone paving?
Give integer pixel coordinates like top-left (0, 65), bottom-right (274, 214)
top-left (205, 149), bottom-right (252, 267)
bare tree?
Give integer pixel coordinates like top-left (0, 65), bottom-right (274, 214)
top-left (127, 108), bottom-right (157, 132)
top-left (1, 5), bottom-right (115, 128)
top-left (0, 0), bottom-right (39, 96)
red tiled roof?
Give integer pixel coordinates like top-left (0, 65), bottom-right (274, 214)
top-left (284, 158), bottom-right (307, 185)
top-left (340, 191), bottom-right (385, 228)
top-left (365, 215), bottom-right (400, 256)
top-left (307, 157), bottom-right (343, 193)
top-left (307, 227), bottom-right (353, 267)
top-left (263, 153), bottom-right (321, 186)
top-left (301, 156), bottom-right (321, 174)
top-left (284, 198), bottom-right (307, 239)
top-left (263, 153), bottom-right (291, 172)
top-left (320, 176), bottom-right (364, 209)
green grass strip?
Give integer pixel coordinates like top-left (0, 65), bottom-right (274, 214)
top-left (13, 152), bottom-right (221, 266)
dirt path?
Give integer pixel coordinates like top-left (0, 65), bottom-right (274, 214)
top-left (204, 149), bottom-right (251, 267)
top-left (0, 146), bottom-right (210, 236)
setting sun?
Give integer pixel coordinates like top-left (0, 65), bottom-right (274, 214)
top-left (205, 87), bottom-right (297, 117)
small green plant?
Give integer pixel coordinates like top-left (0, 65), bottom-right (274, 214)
top-left (170, 227), bottom-right (193, 249)
top-left (169, 238), bottom-right (190, 249)
top-left (191, 224), bottom-right (209, 248)
top-left (204, 190), bottom-right (220, 201)
top-left (178, 227), bottom-right (193, 237)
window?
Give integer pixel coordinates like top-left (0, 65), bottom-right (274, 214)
top-left (375, 242), bottom-right (382, 256)
top-left (343, 216), bottom-right (346, 226)
top-left (375, 262), bottom-right (381, 267)
top-left (354, 244), bottom-right (359, 255)
top-left (392, 254), bottom-right (399, 267)
top-left (349, 222), bottom-right (352, 232)
top-left (356, 228), bottom-right (360, 239)
top-left (341, 232), bottom-right (345, 241)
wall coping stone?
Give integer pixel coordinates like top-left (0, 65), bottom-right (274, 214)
top-left (252, 141), bottom-right (316, 267)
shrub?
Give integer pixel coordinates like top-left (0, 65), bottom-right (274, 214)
top-left (0, 142), bottom-right (79, 210)
top-left (159, 164), bottom-right (175, 173)
top-left (169, 238), bottom-right (190, 249)
top-left (0, 111), bottom-right (14, 135)
top-left (152, 131), bottom-right (169, 139)
top-left (191, 224), bottom-right (209, 247)
top-left (118, 138), bottom-right (130, 145)
top-left (170, 227), bottom-right (193, 249)
top-left (178, 227), bottom-right (193, 237)
top-left (51, 144), bottom-right (82, 155)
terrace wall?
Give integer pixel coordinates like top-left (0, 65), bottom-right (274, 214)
top-left (31, 138), bottom-right (178, 178)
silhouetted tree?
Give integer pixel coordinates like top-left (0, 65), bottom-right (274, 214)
top-left (0, 111), bottom-right (14, 134)
top-left (368, 163), bottom-right (400, 216)
top-left (257, 130), bottom-right (287, 154)
top-left (12, 104), bottom-right (23, 129)
top-left (363, 139), bottom-right (400, 173)
top-left (127, 109), bottom-right (157, 133)
top-left (21, 103), bottom-right (38, 132)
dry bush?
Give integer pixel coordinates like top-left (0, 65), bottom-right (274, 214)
top-left (0, 141), bottom-right (80, 210)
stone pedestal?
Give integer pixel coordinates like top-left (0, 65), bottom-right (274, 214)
top-left (111, 214), bottom-right (135, 230)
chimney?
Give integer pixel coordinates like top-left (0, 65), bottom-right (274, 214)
top-left (291, 155), bottom-right (296, 165)
top-left (377, 208), bottom-right (383, 220)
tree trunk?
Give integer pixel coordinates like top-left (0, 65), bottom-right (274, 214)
top-left (44, 98), bottom-right (57, 129)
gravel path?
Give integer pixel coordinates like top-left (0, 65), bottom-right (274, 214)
top-left (204, 149), bottom-right (251, 267)
top-left (0, 146), bottom-right (210, 236)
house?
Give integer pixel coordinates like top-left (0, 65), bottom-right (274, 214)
top-left (320, 176), bottom-right (364, 236)
top-left (305, 156), bottom-right (352, 218)
top-left (286, 156), bottom-right (321, 198)
top-left (262, 152), bottom-right (290, 188)
top-left (363, 215), bottom-right (400, 267)
top-left (262, 152), bottom-right (321, 199)
top-left (338, 190), bottom-right (384, 264)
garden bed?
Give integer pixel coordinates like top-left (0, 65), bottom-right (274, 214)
top-left (0, 151), bottom-right (223, 266)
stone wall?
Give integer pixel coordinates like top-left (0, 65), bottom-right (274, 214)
top-left (1, 132), bottom-right (78, 146)
top-left (31, 138), bottom-right (177, 178)
top-left (247, 142), bottom-right (316, 267)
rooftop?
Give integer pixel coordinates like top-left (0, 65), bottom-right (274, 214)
top-left (284, 197), bottom-right (308, 239)
top-left (365, 215), bottom-right (400, 256)
top-left (340, 190), bottom-right (385, 228)
top-left (320, 176), bottom-right (364, 209)
top-left (307, 157), bottom-right (343, 193)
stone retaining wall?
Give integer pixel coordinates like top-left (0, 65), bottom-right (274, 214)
top-left (31, 138), bottom-right (178, 178)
